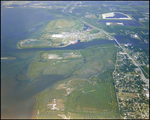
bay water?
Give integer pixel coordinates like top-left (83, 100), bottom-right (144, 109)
top-left (1, 7), bottom-right (57, 119)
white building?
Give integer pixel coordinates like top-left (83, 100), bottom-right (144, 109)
top-left (51, 34), bottom-right (64, 38)
top-left (146, 93), bottom-right (149, 98)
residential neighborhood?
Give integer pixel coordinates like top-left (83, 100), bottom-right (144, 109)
top-left (113, 46), bottom-right (149, 119)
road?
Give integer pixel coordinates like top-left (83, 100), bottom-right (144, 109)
top-left (62, 1), bottom-right (73, 12)
top-left (62, 2), bottom-right (149, 86)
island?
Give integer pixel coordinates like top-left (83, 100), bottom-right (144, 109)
top-left (17, 18), bottom-right (107, 49)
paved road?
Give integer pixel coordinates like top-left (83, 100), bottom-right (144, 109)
top-left (114, 39), bottom-right (149, 85)
top-left (140, 66), bottom-right (149, 77)
top-left (62, 3), bottom-right (149, 85)
top-left (62, 1), bottom-right (73, 12)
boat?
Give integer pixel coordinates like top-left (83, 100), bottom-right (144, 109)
top-left (72, 41), bottom-right (78, 45)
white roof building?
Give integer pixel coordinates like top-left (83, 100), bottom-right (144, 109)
top-left (146, 93), bottom-right (149, 98)
top-left (51, 34), bottom-right (64, 38)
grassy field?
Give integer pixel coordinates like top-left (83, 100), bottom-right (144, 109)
top-left (43, 58), bottom-right (84, 76)
top-left (17, 39), bottom-right (51, 49)
top-left (28, 61), bottom-right (48, 78)
top-left (28, 44), bottom-right (117, 79)
top-left (43, 18), bottom-right (84, 34)
top-left (65, 81), bottom-right (120, 119)
top-left (32, 44), bottom-right (121, 119)
top-left (28, 50), bottom-right (84, 78)
top-left (35, 74), bottom-right (120, 119)
top-left (89, 29), bottom-right (100, 34)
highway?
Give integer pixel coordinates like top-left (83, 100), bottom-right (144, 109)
top-left (62, 2), bottom-right (149, 86)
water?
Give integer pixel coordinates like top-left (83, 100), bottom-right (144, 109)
top-left (114, 35), bottom-right (149, 49)
top-left (1, 54), bottom-right (36, 118)
top-left (106, 12), bottom-right (128, 18)
top-left (97, 20), bottom-right (143, 26)
top-left (1, 7), bottom-right (55, 49)
top-left (1, 7), bottom-right (57, 119)
top-left (83, 24), bottom-right (92, 31)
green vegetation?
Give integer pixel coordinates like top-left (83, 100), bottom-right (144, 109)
top-left (42, 18), bottom-right (84, 34)
top-left (17, 39), bottom-right (51, 49)
top-left (32, 44), bottom-right (120, 119)
top-left (43, 59), bottom-right (84, 76)
top-left (28, 50), bottom-right (83, 78)
top-left (64, 79), bottom-right (120, 119)
top-left (28, 61), bottom-right (48, 78)
top-left (98, 69), bottom-right (114, 82)
top-left (141, 66), bottom-right (149, 74)
top-left (89, 29), bottom-right (100, 34)
top-left (141, 66), bottom-right (149, 79)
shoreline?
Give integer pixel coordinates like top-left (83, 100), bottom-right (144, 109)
top-left (1, 57), bottom-right (16, 59)
top-left (31, 97), bottom-right (37, 119)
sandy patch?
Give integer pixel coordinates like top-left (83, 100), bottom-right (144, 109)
top-left (1, 57), bottom-right (16, 60)
top-left (47, 99), bottom-right (59, 110)
top-left (63, 52), bottom-right (81, 58)
top-left (65, 88), bottom-right (73, 96)
top-left (58, 114), bottom-right (70, 119)
top-left (47, 99), bottom-right (65, 111)
top-left (48, 54), bottom-right (62, 59)
top-left (102, 12), bottom-right (132, 20)
top-left (106, 22), bottom-right (124, 25)
top-left (56, 83), bottom-right (66, 90)
top-left (102, 12), bottom-right (115, 18)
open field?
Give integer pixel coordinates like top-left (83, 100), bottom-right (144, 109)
top-left (35, 73), bottom-right (120, 119)
top-left (30, 44), bottom-right (120, 119)
top-left (28, 50), bottom-right (83, 78)
top-left (43, 59), bottom-right (84, 76)
top-left (28, 61), bottom-right (48, 78)
top-left (43, 18), bottom-right (83, 34)
top-left (28, 44), bottom-right (117, 79)
top-left (34, 71), bottom-right (120, 119)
